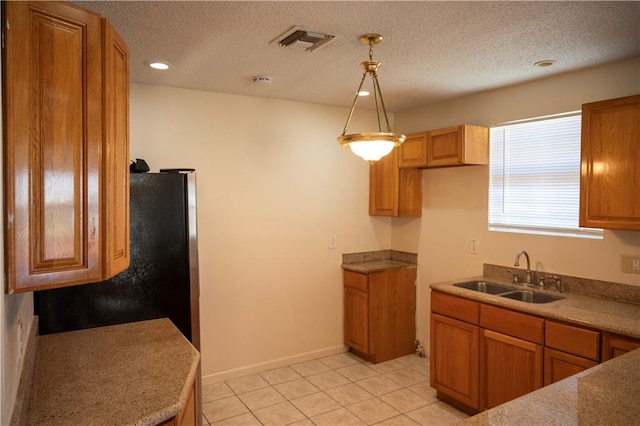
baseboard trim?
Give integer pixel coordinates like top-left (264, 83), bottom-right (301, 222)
top-left (202, 344), bottom-right (348, 385)
top-left (10, 316), bottom-right (39, 426)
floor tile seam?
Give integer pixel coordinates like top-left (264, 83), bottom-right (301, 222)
top-left (224, 379), bottom-right (272, 396)
top-left (343, 397), bottom-right (400, 425)
top-left (325, 386), bottom-right (376, 409)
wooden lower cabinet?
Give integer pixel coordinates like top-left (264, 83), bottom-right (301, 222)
top-left (344, 268), bottom-right (416, 363)
top-left (544, 348), bottom-right (597, 385)
top-left (344, 286), bottom-right (369, 354)
top-left (602, 333), bottom-right (640, 361)
top-left (482, 329), bottom-right (543, 409)
top-left (430, 313), bottom-right (480, 410)
top-left (544, 320), bottom-right (599, 385)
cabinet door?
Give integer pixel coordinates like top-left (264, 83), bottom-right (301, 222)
top-left (102, 19), bottom-right (130, 278)
top-left (430, 313), bottom-right (480, 410)
top-left (427, 127), bottom-right (462, 167)
top-left (4, 1), bottom-right (103, 292)
top-left (580, 94), bottom-right (640, 230)
top-left (344, 287), bottom-right (369, 354)
top-left (399, 133), bottom-right (428, 168)
top-left (602, 333), bottom-right (640, 361)
top-left (482, 329), bottom-right (542, 409)
top-left (369, 148), bottom-right (421, 217)
top-left (544, 348), bottom-right (597, 386)
top-left (369, 269), bottom-right (416, 363)
top-left (369, 148), bottom-right (399, 216)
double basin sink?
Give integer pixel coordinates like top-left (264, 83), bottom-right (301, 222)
top-left (454, 280), bottom-right (563, 304)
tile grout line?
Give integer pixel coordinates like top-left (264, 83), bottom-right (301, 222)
top-left (206, 353), bottom-right (465, 426)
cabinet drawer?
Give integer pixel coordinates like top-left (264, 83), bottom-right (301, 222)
top-left (546, 321), bottom-right (600, 361)
top-left (602, 333), bottom-right (640, 361)
top-left (344, 270), bottom-right (368, 292)
top-left (480, 304), bottom-right (544, 344)
top-left (544, 347), bottom-right (598, 386)
top-left (431, 291), bottom-right (479, 325)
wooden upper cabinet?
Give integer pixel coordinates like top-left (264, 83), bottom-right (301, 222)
top-left (369, 148), bottom-right (422, 217)
top-left (580, 94), bottom-right (640, 230)
top-left (398, 133), bottom-right (428, 168)
top-left (399, 125), bottom-right (488, 169)
top-left (4, 1), bottom-right (130, 293)
top-left (428, 125), bottom-right (488, 168)
top-left (102, 19), bottom-right (131, 278)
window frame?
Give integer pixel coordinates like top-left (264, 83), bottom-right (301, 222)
top-left (488, 112), bottom-right (603, 240)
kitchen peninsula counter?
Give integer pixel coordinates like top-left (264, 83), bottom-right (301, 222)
top-left (458, 347), bottom-right (640, 425)
top-left (24, 318), bottom-right (199, 426)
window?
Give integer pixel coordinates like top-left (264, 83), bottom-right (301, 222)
top-left (488, 113), bottom-right (602, 239)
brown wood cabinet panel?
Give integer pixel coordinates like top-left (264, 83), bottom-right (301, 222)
top-left (431, 291), bottom-right (480, 325)
top-left (343, 270), bottom-right (368, 292)
top-left (344, 286), bottom-right (369, 354)
top-left (4, 1), bottom-right (103, 292)
top-left (602, 333), bottom-right (640, 361)
top-left (368, 269), bottom-right (416, 363)
top-left (430, 313), bottom-right (480, 410)
top-left (399, 132), bottom-right (428, 168)
top-left (482, 329), bottom-right (542, 409)
top-left (580, 94), bottom-right (640, 230)
top-left (369, 148), bottom-right (399, 216)
top-left (544, 348), bottom-right (597, 386)
top-left (101, 18), bottom-right (130, 278)
top-left (344, 268), bottom-right (416, 363)
top-left (545, 321), bottom-right (600, 361)
top-left (369, 148), bottom-right (422, 217)
top-left (480, 304), bottom-right (544, 344)
top-left (4, 1), bottom-right (131, 293)
top-left (427, 125), bottom-right (488, 168)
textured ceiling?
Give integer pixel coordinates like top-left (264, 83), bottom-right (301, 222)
top-left (74, 1), bottom-right (640, 112)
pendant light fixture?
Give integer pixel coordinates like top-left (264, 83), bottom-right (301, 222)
top-left (338, 34), bottom-right (406, 162)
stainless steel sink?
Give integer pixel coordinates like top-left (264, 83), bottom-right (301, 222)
top-left (500, 290), bottom-right (563, 304)
top-left (453, 280), bottom-right (514, 295)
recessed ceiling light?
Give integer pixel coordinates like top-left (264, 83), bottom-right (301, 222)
top-left (148, 62), bottom-right (169, 70)
top-left (358, 91), bottom-right (370, 97)
top-left (534, 60), bottom-right (556, 68)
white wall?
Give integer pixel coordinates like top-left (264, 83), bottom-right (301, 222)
top-left (393, 56), bottom-right (640, 355)
top-left (130, 85), bottom-right (393, 380)
top-left (1, 17), bottom-right (36, 420)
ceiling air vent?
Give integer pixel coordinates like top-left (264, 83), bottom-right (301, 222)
top-left (271, 26), bottom-right (335, 52)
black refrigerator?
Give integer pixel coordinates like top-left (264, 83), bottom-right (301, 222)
top-left (34, 170), bottom-right (201, 351)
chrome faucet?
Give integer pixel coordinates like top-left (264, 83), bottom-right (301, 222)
top-left (514, 250), bottom-right (532, 285)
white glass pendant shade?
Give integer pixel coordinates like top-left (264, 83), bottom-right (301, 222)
top-left (338, 132), bottom-right (406, 162)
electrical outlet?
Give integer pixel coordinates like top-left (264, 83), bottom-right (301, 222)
top-left (329, 234), bottom-right (337, 249)
top-left (621, 255), bottom-right (640, 274)
top-left (469, 239), bottom-right (479, 255)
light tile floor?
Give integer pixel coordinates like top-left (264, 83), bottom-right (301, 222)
top-left (201, 352), bottom-right (469, 425)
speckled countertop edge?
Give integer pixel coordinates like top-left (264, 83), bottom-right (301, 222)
top-left (342, 250), bottom-right (417, 273)
top-left (456, 347), bottom-right (640, 425)
top-left (26, 318), bottom-right (200, 426)
top-left (430, 277), bottom-right (640, 339)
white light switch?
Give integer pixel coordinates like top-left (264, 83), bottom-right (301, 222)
top-left (329, 234), bottom-right (337, 249)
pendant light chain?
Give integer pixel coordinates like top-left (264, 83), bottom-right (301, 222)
top-left (336, 33), bottom-right (406, 162)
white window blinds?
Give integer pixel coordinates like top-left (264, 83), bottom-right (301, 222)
top-left (488, 113), bottom-right (602, 239)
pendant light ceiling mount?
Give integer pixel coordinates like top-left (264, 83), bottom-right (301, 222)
top-left (338, 33), bottom-right (406, 162)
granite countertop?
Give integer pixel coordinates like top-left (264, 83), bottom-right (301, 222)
top-left (25, 318), bottom-right (199, 426)
top-left (342, 249), bottom-right (418, 274)
top-left (430, 276), bottom-right (640, 338)
top-left (457, 347), bottom-right (640, 425)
